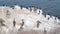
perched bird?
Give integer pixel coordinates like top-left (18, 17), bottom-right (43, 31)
top-left (37, 20), bottom-right (41, 28)
top-left (13, 18), bottom-right (16, 27)
top-left (20, 19), bottom-right (24, 29)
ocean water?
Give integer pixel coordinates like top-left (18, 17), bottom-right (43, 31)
top-left (0, 0), bottom-right (60, 18)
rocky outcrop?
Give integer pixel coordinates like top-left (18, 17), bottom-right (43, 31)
top-left (0, 5), bottom-right (60, 34)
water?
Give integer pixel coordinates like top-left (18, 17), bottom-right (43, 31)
top-left (0, 0), bottom-right (60, 18)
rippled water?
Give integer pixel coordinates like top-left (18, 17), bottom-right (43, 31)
top-left (0, 0), bottom-right (60, 18)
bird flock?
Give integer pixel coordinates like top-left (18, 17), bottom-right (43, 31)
top-left (0, 5), bottom-right (60, 34)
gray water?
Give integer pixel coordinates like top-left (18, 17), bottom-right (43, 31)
top-left (0, 0), bottom-right (60, 18)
